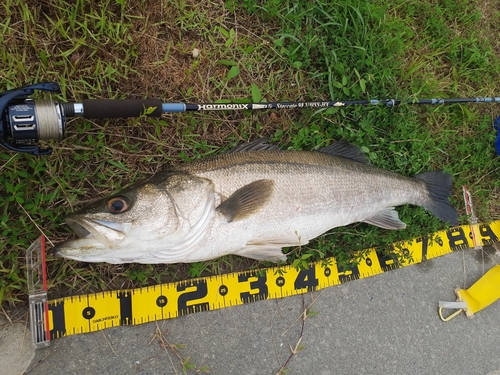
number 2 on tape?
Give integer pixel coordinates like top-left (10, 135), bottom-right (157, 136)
top-left (177, 280), bottom-right (209, 315)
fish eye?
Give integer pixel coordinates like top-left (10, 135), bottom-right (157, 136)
top-left (106, 196), bottom-right (130, 213)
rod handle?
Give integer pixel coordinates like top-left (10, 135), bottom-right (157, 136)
top-left (82, 99), bottom-right (163, 119)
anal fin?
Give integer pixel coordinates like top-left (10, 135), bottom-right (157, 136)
top-left (238, 234), bottom-right (310, 262)
top-left (237, 246), bottom-right (287, 262)
top-left (363, 207), bottom-right (407, 230)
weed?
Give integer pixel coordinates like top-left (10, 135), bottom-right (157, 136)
top-left (291, 254), bottom-right (313, 272)
top-left (187, 262), bottom-right (208, 278)
top-left (125, 266), bottom-right (153, 286)
top-left (306, 307), bottom-right (319, 318)
top-left (150, 322), bottom-right (209, 374)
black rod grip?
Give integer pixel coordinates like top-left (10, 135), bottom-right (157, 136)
top-left (82, 99), bottom-right (163, 119)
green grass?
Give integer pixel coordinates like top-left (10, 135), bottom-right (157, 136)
top-left (1, 0), bottom-right (499, 305)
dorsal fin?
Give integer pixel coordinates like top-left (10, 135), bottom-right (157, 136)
top-left (317, 141), bottom-right (370, 164)
top-left (225, 138), bottom-right (281, 153)
top-left (217, 179), bottom-right (274, 222)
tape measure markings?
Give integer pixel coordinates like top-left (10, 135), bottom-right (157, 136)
top-left (47, 221), bottom-right (500, 339)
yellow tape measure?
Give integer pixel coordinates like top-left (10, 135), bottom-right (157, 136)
top-left (47, 221), bottom-right (500, 340)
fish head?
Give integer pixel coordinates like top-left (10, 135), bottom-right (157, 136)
top-left (54, 172), bottom-right (216, 263)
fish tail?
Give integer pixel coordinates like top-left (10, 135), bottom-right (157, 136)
top-left (415, 171), bottom-right (458, 226)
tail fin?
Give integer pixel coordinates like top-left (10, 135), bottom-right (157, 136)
top-left (415, 171), bottom-right (458, 226)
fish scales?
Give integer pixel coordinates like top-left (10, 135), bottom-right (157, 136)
top-left (182, 150), bottom-right (427, 220)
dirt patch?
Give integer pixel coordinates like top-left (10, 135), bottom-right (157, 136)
top-left (477, 0), bottom-right (500, 58)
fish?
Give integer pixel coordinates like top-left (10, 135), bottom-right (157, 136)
top-left (53, 139), bottom-right (458, 264)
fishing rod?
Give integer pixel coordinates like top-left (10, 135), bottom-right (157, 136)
top-left (2, 82), bottom-right (500, 155)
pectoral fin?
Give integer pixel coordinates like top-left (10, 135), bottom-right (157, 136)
top-left (363, 207), bottom-right (407, 230)
top-left (217, 179), bottom-right (274, 222)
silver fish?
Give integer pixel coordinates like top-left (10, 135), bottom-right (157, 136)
top-left (53, 139), bottom-right (458, 264)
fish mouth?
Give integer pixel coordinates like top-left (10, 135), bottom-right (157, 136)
top-left (53, 217), bottom-right (132, 260)
top-left (64, 217), bottom-right (131, 246)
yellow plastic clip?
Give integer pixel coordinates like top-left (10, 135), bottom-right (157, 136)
top-left (456, 264), bottom-right (500, 318)
top-left (438, 301), bottom-right (467, 322)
